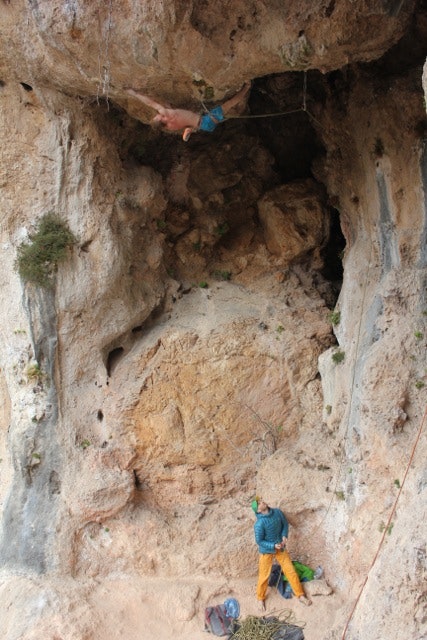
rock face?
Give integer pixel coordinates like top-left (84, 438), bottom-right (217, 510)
top-left (0, 2), bottom-right (426, 640)
top-left (0, 0), bottom-right (416, 107)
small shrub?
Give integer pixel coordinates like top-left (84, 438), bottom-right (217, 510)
top-left (26, 363), bottom-right (46, 384)
top-left (335, 490), bottom-right (345, 501)
top-left (394, 479), bottom-right (401, 489)
top-left (327, 310), bottom-right (341, 326)
top-left (15, 213), bottom-right (76, 287)
top-left (325, 404), bottom-right (332, 415)
top-left (198, 281), bottom-right (208, 288)
top-left (276, 325), bottom-right (284, 334)
top-left (414, 331), bottom-right (423, 340)
top-left (204, 86), bottom-right (214, 101)
top-left (214, 222), bottom-right (229, 237)
top-left (213, 270), bottom-right (231, 281)
top-left (80, 439), bottom-right (91, 449)
top-left (379, 521), bottom-right (394, 535)
top-left (332, 349), bottom-right (345, 364)
top-left (415, 380), bottom-right (425, 389)
top-left (27, 363), bottom-right (41, 379)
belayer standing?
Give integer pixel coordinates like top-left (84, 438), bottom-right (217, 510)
top-left (252, 497), bottom-right (312, 610)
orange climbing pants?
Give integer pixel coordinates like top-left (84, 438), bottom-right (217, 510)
top-left (256, 549), bottom-right (304, 601)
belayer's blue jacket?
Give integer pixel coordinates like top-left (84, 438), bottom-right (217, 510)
top-left (254, 508), bottom-right (289, 554)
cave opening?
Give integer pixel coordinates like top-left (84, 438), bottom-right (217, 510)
top-left (107, 67), bottom-right (343, 306)
top-left (94, 0), bottom-right (427, 316)
top-left (320, 208), bottom-right (345, 306)
top-left (118, 70), bottom-right (328, 187)
top-left (247, 71), bottom-right (327, 183)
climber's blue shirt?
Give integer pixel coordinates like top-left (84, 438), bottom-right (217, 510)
top-left (199, 106), bottom-right (225, 132)
top-left (254, 508), bottom-right (289, 554)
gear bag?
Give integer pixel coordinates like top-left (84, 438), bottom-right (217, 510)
top-left (204, 604), bottom-right (235, 636)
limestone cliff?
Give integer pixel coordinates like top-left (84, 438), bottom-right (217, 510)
top-left (0, 2), bottom-right (426, 639)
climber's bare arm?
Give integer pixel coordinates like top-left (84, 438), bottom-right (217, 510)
top-left (126, 89), bottom-right (168, 114)
top-left (221, 82), bottom-right (251, 115)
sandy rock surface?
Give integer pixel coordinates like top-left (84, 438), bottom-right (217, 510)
top-left (0, 2), bottom-right (427, 640)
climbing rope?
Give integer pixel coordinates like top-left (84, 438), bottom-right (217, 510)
top-left (227, 107), bottom-right (306, 120)
top-left (207, 73), bottom-right (323, 128)
top-left (341, 403), bottom-right (427, 639)
top-left (314, 241), bottom-right (427, 638)
top-left (96, 0), bottom-right (113, 106)
top-left (230, 610), bottom-right (305, 640)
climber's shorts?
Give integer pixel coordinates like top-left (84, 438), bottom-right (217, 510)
top-left (199, 106), bottom-right (225, 132)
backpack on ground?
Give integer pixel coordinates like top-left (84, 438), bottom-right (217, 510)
top-left (204, 603), bottom-right (235, 636)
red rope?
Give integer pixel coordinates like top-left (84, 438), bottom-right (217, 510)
top-left (341, 403), bottom-right (427, 639)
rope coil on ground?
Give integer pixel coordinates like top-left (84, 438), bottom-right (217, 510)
top-left (230, 610), bottom-right (305, 640)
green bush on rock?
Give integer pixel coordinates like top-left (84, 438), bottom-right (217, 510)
top-left (15, 213), bottom-right (76, 287)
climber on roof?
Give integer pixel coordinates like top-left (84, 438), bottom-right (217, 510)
top-left (126, 82), bottom-right (250, 141)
